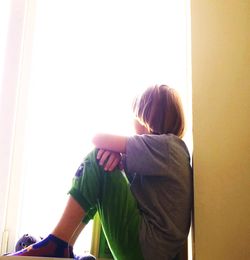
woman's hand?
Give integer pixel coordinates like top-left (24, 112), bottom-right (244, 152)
top-left (97, 149), bottom-right (121, 172)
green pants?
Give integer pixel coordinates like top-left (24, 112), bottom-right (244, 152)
top-left (68, 149), bottom-right (144, 260)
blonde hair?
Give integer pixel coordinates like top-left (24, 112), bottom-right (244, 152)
top-left (133, 85), bottom-right (185, 138)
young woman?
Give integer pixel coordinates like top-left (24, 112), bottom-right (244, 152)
top-left (8, 85), bottom-right (193, 260)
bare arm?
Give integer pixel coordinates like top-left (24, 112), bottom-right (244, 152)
top-left (92, 133), bottom-right (128, 172)
top-left (92, 133), bottom-right (127, 153)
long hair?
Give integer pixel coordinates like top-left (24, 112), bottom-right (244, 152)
top-left (133, 85), bottom-right (185, 137)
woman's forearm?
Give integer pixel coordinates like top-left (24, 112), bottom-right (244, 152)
top-left (92, 133), bottom-right (127, 153)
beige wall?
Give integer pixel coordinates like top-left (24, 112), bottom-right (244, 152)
top-left (191, 1), bottom-right (250, 259)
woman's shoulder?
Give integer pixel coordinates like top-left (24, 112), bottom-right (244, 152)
top-left (128, 133), bottom-right (189, 155)
top-left (143, 134), bottom-right (190, 158)
top-left (131, 133), bottom-right (185, 144)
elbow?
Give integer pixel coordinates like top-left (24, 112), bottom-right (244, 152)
top-left (92, 134), bottom-right (101, 148)
top-left (92, 133), bottom-right (108, 149)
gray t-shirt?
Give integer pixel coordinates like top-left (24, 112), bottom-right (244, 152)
top-left (125, 134), bottom-right (192, 260)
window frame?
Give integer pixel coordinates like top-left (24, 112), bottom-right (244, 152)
top-left (0, 0), bottom-right (36, 253)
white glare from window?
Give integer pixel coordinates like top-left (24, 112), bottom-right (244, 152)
top-left (18, 0), bottom-right (190, 256)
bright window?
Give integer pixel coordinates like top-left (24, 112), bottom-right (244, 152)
top-left (3, 0), bottom-right (192, 256)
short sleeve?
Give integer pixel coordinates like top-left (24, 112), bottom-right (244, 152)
top-left (125, 134), bottom-right (170, 176)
